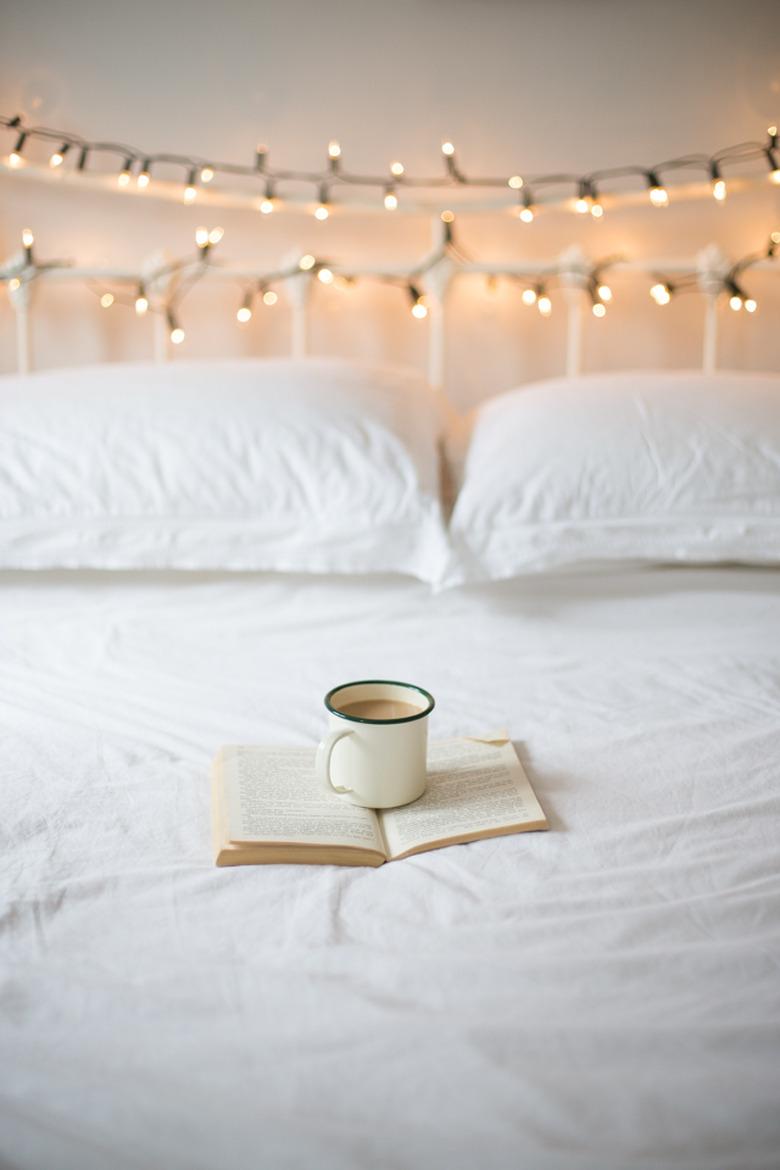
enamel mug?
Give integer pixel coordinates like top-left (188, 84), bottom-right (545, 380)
top-left (316, 679), bottom-right (435, 809)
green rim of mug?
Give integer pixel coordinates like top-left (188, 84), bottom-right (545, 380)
top-left (325, 679), bottom-right (435, 725)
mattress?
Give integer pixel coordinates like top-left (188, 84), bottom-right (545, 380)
top-left (1, 567), bottom-right (779, 1170)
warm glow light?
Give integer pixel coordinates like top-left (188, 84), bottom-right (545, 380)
top-left (772, 231), bottom-right (780, 245)
top-left (650, 282), bottom-right (671, 305)
top-left (209, 226), bottom-right (224, 245)
top-left (649, 185), bottom-right (669, 207)
top-left (184, 185), bottom-right (197, 203)
top-left (237, 305), bottom-right (252, 323)
top-left (592, 302), bottom-right (606, 318)
top-left (441, 141), bottom-right (455, 157)
top-left (384, 190), bottom-right (398, 211)
top-left (137, 170), bottom-right (150, 189)
top-left (412, 301), bottom-right (428, 319)
top-left (574, 196), bottom-right (590, 214)
top-left (21, 228), bottom-right (34, 249)
top-left (314, 203), bottom-right (330, 220)
top-left (537, 295), bottom-right (552, 317)
top-left (259, 197), bottom-right (275, 214)
top-left (712, 178), bottom-right (727, 201)
top-left (49, 151), bottom-right (65, 168)
top-left (262, 289), bottom-right (278, 306)
top-left (328, 140), bottom-right (341, 159)
top-left (299, 254), bottom-right (316, 270)
top-left (8, 152), bottom-right (22, 168)
top-left (390, 161), bottom-right (404, 176)
top-left (521, 288), bottom-right (537, 306)
top-left (135, 294), bottom-right (149, 316)
top-left (508, 175), bottom-right (523, 190)
top-left (9, 277), bottom-right (21, 292)
top-left (597, 284), bottom-right (612, 302)
top-left (745, 298), bottom-right (757, 313)
top-left (518, 206), bottom-right (535, 223)
top-left (100, 292), bottom-right (114, 308)
top-left (441, 209), bottom-right (455, 223)
top-left (729, 294), bottom-right (743, 311)
top-left (771, 168), bottom-right (780, 186)
top-left (590, 201), bottom-right (604, 218)
top-left (117, 169), bottom-right (131, 188)
top-left (317, 267), bottom-right (334, 284)
top-left (200, 166), bottom-right (214, 183)
top-left (170, 326), bottom-right (185, 345)
top-left (195, 226), bottom-right (210, 248)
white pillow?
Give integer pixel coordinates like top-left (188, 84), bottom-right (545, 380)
top-left (448, 370), bottom-right (780, 582)
top-left (0, 358), bottom-right (448, 581)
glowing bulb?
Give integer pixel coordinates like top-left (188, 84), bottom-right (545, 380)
top-left (314, 203), bottom-right (329, 220)
top-left (209, 226), bottom-right (223, 245)
top-left (100, 292), bottom-right (114, 309)
top-left (597, 284), bottom-right (612, 302)
top-left (590, 201), bottom-right (604, 218)
top-left (118, 169), bottom-right (131, 187)
top-left (521, 288), bottom-right (537, 306)
top-left (771, 168), bottom-right (780, 186)
top-left (772, 232), bottom-right (780, 245)
top-left (262, 289), bottom-right (278, 306)
top-left (237, 305), bottom-right (252, 323)
top-left (712, 178), bottom-right (727, 201)
top-left (317, 267), bottom-right (334, 284)
top-left (200, 166), bottom-right (214, 184)
top-left (9, 277), bottom-right (21, 292)
top-left (649, 185), bottom-right (669, 207)
top-left (441, 209), bottom-right (455, 223)
top-left (8, 152), bottom-right (22, 168)
top-left (135, 293), bottom-right (149, 316)
top-left (299, 254), bottom-right (316, 271)
top-left (170, 326), bottom-right (185, 345)
top-left (412, 301), bottom-right (428, 319)
top-left (328, 140), bottom-right (341, 159)
top-left (537, 295), bottom-right (552, 317)
top-left (508, 175), bottom-right (523, 190)
top-left (184, 185), bottom-right (197, 203)
top-left (137, 170), bottom-right (150, 189)
top-left (729, 294), bottom-right (743, 311)
top-left (650, 283), bottom-right (671, 305)
top-left (195, 226), bottom-right (210, 249)
top-left (745, 298), bottom-right (757, 313)
top-left (592, 302), bottom-right (606, 318)
top-left (390, 161), bottom-right (404, 176)
top-left (441, 142), bottom-right (455, 157)
top-left (384, 190), bottom-right (398, 211)
top-left (518, 206), bottom-right (535, 223)
top-left (259, 197), bottom-right (275, 214)
top-left (574, 196), bottom-right (590, 214)
top-left (49, 151), bottom-right (65, 168)
top-left (21, 228), bottom-right (34, 249)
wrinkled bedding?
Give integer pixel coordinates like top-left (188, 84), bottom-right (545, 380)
top-left (1, 567), bottom-right (779, 1170)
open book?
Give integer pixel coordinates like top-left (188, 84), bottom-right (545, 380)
top-left (211, 733), bottom-right (548, 867)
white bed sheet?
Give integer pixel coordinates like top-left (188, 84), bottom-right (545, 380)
top-left (1, 567), bottom-right (778, 1170)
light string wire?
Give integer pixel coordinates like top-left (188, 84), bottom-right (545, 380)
top-left (3, 218), bottom-right (779, 337)
top-left (2, 114), bottom-right (780, 215)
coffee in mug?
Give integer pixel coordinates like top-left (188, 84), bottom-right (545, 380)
top-left (316, 679), bottom-right (435, 809)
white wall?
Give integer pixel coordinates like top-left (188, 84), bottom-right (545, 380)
top-left (1, 0), bottom-right (779, 407)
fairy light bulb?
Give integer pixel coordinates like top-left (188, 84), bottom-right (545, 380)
top-left (441, 142), bottom-right (455, 157)
top-left (208, 226), bottom-right (223, 245)
top-left (9, 277), bottom-right (21, 292)
top-left (135, 288), bottom-right (149, 315)
top-left (440, 209), bottom-right (455, 224)
top-left (183, 168), bottom-right (198, 203)
top-left (650, 185), bottom-right (668, 206)
top-left (9, 131), bottom-right (27, 167)
top-left (592, 302), bottom-right (606, 318)
top-left (574, 196), bottom-right (590, 214)
top-left (771, 167), bottom-right (780, 186)
top-left (299, 254), bottom-right (316, 271)
top-left (317, 267), bottom-right (334, 284)
top-left (200, 166), bottom-right (214, 184)
top-left (100, 292), bottom-right (114, 309)
top-left (650, 283), bottom-right (671, 305)
top-left (328, 140), bottom-right (341, 160)
top-left (507, 175), bottom-right (523, 190)
top-left (314, 202), bottom-right (329, 220)
top-left (384, 188), bottom-right (398, 211)
top-left (518, 205), bottom-right (535, 223)
top-left (195, 226), bottom-right (210, 249)
top-left (729, 293), bottom-right (743, 311)
top-left (21, 228), bottom-right (34, 250)
top-left (590, 201), bottom-right (604, 218)
top-left (709, 162), bottom-right (726, 201)
top-left (390, 161), bottom-right (405, 177)
top-left (521, 287), bottom-right (537, 306)
top-left (137, 166), bottom-right (151, 189)
top-left (237, 292), bottom-right (253, 323)
top-left (745, 298), bottom-right (757, 313)
top-left (537, 294), bottom-right (552, 317)
top-left (597, 284), bottom-right (612, 302)
top-left (259, 196), bottom-right (275, 214)
top-left (49, 146), bottom-right (68, 168)
top-left (262, 289), bottom-right (278, 306)
top-left (411, 300), bottom-right (428, 319)
top-left (170, 326), bottom-right (185, 344)
top-left (117, 164), bottom-right (132, 187)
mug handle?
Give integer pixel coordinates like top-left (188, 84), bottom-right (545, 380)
top-left (316, 728), bottom-right (355, 796)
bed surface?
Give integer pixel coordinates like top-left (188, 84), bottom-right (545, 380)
top-left (1, 567), bottom-right (779, 1170)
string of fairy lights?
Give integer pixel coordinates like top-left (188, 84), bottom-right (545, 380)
top-left (2, 216), bottom-right (778, 345)
top-left (2, 113), bottom-right (780, 217)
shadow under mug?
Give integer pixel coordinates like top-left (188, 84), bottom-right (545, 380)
top-left (316, 679), bottom-right (435, 809)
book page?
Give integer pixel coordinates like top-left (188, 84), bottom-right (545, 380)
top-left (220, 746), bottom-right (384, 852)
top-left (380, 734), bottom-right (547, 860)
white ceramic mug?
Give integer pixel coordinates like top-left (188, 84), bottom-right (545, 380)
top-left (316, 679), bottom-right (435, 809)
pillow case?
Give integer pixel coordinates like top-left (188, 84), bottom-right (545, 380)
top-left (448, 370), bottom-right (780, 583)
top-left (0, 358), bottom-right (448, 581)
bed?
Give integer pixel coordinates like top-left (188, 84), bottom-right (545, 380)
top-left (1, 360), bottom-right (779, 1170)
